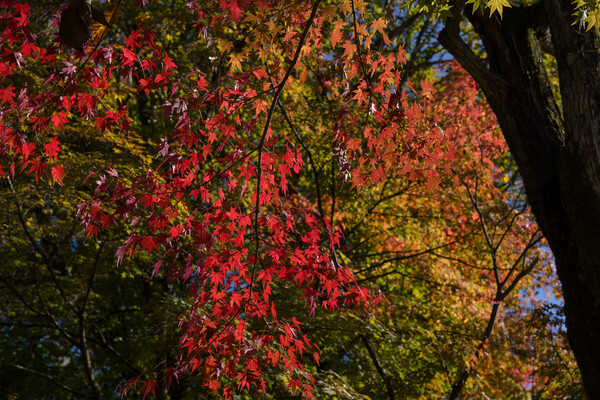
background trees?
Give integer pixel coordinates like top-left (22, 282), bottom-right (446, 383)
top-left (0, 0), bottom-right (585, 398)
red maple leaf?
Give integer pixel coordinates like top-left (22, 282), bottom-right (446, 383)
top-left (13, 3), bottom-right (30, 27)
top-left (125, 30), bottom-right (142, 49)
top-left (44, 137), bottom-right (62, 161)
top-left (26, 159), bottom-right (47, 183)
top-left (21, 41), bottom-right (38, 57)
top-left (139, 379), bottom-right (156, 399)
top-left (51, 112), bottom-right (69, 131)
top-left (163, 53), bottom-right (176, 71)
top-left (122, 48), bottom-right (138, 66)
top-left (51, 165), bottom-right (65, 186)
top-left (0, 85), bottom-right (15, 105)
top-left (220, 0), bottom-right (242, 22)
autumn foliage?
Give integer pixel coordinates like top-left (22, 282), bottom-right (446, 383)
top-left (0, 1), bottom-right (578, 399)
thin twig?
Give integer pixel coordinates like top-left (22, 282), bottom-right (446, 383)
top-left (249, 0), bottom-right (322, 292)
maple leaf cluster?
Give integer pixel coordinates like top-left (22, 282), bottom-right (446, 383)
top-left (0, 1), bottom-right (497, 399)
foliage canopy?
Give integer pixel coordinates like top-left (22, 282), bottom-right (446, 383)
top-left (0, 0), bottom-right (584, 399)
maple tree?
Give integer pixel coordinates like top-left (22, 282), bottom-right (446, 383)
top-left (0, 0), bottom-right (588, 399)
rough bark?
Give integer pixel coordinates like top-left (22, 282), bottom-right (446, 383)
top-left (439, 0), bottom-right (600, 397)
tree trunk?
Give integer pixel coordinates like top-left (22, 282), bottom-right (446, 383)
top-left (439, 0), bottom-right (600, 397)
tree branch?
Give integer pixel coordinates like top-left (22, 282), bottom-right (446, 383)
top-left (361, 335), bottom-right (396, 400)
top-left (448, 302), bottom-right (500, 400)
top-left (438, 0), bottom-right (507, 94)
top-left (277, 99), bottom-right (325, 218)
top-left (250, 0), bottom-right (322, 290)
top-left (1, 364), bottom-right (87, 398)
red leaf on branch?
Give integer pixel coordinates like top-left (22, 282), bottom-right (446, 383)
top-left (51, 112), bottom-right (69, 131)
top-left (163, 53), bottom-right (176, 71)
top-left (0, 85), bottom-right (15, 105)
top-left (44, 137), bottom-right (62, 161)
top-left (122, 47), bottom-right (138, 66)
top-left (27, 159), bottom-right (47, 183)
top-left (139, 379), bottom-right (156, 399)
top-left (51, 165), bottom-right (65, 186)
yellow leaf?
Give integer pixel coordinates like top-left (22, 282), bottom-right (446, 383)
top-left (90, 8), bottom-right (117, 46)
top-left (486, 0), bottom-right (511, 18)
top-left (218, 39), bottom-right (233, 54)
top-left (228, 53), bottom-right (245, 72)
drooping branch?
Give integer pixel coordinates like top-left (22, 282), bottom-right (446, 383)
top-left (0, 273), bottom-right (78, 346)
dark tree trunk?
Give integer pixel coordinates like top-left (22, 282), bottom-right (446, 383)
top-left (439, 0), bottom-right (600, 397)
